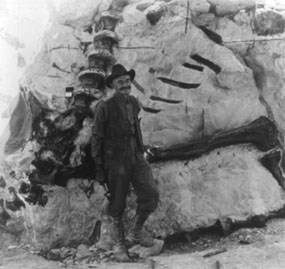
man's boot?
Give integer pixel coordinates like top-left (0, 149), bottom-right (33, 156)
top-left (128, 212), bottom-right (155, 247)
top-left (112, 217), bottom-right (131, 262)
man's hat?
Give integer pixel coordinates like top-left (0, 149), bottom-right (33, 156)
top-left (106, 64), bottom-right (135, 87)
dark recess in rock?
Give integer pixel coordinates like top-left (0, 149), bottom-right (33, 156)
top-left (157, 77), bottom-right (200, 89)
top-left (208, 3), bottom-right (218, 16)
top-left (146, 7), bottom-right (167, 25)
top-left (0, 176), bottom-right (6, 188)
top-left (88, 220), bottom-right (101, 245)
top-left (83, 25), bottom-right (93, 34)
top-left (19, 182), bottom-right (48, 207)
top-left (0, 199), bottom-right (11, 225)
top-left (148, 67), bottom-right (156, 74)
top-left (190, 54), bottom-right (222, 74)
top-left (164, 206), bottom-right (285, 247)
top-left (198, 25), bottom-right (223, 45)
top-left (260, 149), bottom-right (285, 190)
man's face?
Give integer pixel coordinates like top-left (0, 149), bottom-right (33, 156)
top-left (112, 75), bottom-right (132, 97)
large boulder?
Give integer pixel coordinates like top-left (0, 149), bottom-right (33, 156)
top-left (147, 145), bottom-right (285, 237)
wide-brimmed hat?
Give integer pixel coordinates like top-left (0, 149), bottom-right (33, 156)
top-left (106, 64), bottom-right (135, 87)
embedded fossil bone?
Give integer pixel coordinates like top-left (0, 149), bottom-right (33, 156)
top-left (149, 116), bottom-right (279, 163)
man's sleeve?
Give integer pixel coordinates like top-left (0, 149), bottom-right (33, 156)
top-left (91, 101), bottom-right (107, 165)
top-left (131, 96), bottom-right (142, 113)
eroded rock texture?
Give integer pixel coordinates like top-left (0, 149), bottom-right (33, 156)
top-left (1, 0), bottom-right (285, 250)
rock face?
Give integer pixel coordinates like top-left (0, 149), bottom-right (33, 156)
top-left (1, 0), bottom-right (285, 250)
top-left (18, 179), bottom-right (105, 250)
top-left (147, 145), bottom-right (284, 238)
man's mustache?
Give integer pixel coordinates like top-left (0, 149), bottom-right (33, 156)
top-left (120, 86), bottom-right (131, 91)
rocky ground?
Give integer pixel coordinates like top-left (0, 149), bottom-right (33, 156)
top-left (0, 217), bottom-right (284, 269)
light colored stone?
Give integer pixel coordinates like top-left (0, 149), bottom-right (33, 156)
top-left (203, 96), bottom-right (267, 136)
top-left (208, 0), bottom-right (255, 16)
top-left (128, 239), bottom-right (164, 258)
top-left (143, 145), bottom-right (285, 237)
top-left (48, 0), bottom-right (112, 27)
top-left (76, 244), bottom-right (92, 259)
top-left (47, 248), bottom-right (61, 261)
top-left (16, 179), bottom-right (105, 250)
top-left (245, 36), bottom-right (285, 148)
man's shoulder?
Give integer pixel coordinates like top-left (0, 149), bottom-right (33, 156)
top-left (129, 95), bottom-right (141, 109)
top-left (94, 99), bottom-right (108, 113)
top-left (129, 95), bottom-right (138, 101)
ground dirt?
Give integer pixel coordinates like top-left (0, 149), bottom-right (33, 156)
top-left (0, 218), bottom-right (284, 269)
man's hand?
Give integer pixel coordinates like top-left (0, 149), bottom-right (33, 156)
top-left (143, 147), bottom-right (155, 161)
top-left (95, 164), bottom-right (106, 185)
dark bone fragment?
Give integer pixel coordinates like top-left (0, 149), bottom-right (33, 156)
top-left (260, 149), bottom-right (285, 190)
top-left (52, 62), bottom-right (71, 74)
top-left (182, 62), bottom-right (204, 72)
top-left (190, 54), bottom-right (222, 74)
top-left (203, 248), bottom-right (227, 258)
top-left (157, 77), bottom-right (200, 89)
top-left (132, 79), bottom-right (146, 94)
top-left (198, 25), bottom-right (223, 45)
top-left (150, 95), bottom-right (183, 104)
top-left (142, 106), bottom-right (162, 113)
top-left (149, 116), bottom-right (278, 163)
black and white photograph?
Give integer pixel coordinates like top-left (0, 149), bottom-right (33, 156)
top-left (0, 0), bottom-right (285, 268)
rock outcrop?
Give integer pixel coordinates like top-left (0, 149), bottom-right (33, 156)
top-left (1, 0), bottom-right (285, 251)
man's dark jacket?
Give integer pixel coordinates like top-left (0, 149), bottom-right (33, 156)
top-left (91, 94), bottom-right (144, 166)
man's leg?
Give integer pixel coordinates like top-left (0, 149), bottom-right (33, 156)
top-left (106, 161), bottom-right (130, 217)
top-left (105, 160), bottom-right (131, 261)
top-left (128, 154), bottom-right (159, 247)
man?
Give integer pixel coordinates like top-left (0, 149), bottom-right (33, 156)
top-left (91, 64), bottom-right (159, 262)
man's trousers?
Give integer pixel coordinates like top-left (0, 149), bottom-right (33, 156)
top-left (104, 151), bottom-right (159, 218)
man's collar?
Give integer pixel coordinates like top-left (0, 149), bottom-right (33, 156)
top-left (114, 92), bottom-right (129, 103)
